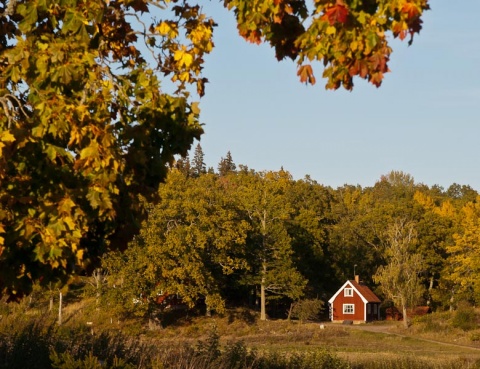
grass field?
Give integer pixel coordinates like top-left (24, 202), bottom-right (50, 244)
top-left (129, 307), bottom-right (480, 368)
top-left (2, 300), bottom-right (480, 368)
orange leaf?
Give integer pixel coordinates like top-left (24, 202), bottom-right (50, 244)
top-left (323, 5), bottom-right (349, 25)
top-left (297, 64), bottom-right (316, 85)
top-left (402, 3), bottom-right (419, 18)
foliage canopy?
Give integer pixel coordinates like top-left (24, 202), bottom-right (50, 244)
top-left (0, 0), bottom-right (430, 299)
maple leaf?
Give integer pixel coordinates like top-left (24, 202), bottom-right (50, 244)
top-left (402, 3), bottom-right (419, 18)
top-left (322, 5), bottom-right (349, 25)
top-left (245, 30), bottom-right (262, 45)
top-left (297, 64), bottom-right (316, 84)
top-left (369, 53), bottom-right (388, 73)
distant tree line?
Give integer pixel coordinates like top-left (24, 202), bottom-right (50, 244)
top-left (91, 144), bottom-right (480, 322)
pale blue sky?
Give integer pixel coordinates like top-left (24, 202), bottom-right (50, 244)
top-left (191, 1), bottom-right (480, 190)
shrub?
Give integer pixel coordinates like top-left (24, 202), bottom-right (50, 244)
top-left (195, 324), bottom-right (221, 362)
top-left (0, 316), bottom-right (55, 369)
top-left (50, 352), bottom-right (138, 369)
top-left (255, 350), bottom-right (350, 369)
top-left (221, 341), bottom-right (257, 369)
top-left (290, 299), bottom-right (324, 323)
top-left (452, 303), bottom-right (477, 331)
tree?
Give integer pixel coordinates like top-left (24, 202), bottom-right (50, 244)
top-left (191, 143), bottom-right (206, 177)
top-left (175, 154), bottom-right (192, 177)
top-left (413, 189), bottom-right (455, 307)
top-left (236, 170), bottom-right (307, 320)
top-left (445, 198), bottom-right (480, 305)
top-left (374, 219), bottom-right (425, 328)
top-left (107, 170), bottom-right (250, 316)
top-left (0, 0), bottom-right (207, 299)
top-left (217, 151), bottom-right (236, 177)
top-left (328, 171), bottom-right (424, 289)
top-left (0, 0), bottom-right (430, 299)
top-left (287, 176), bottom-right (333, 297)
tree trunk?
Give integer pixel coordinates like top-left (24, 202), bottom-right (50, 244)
top-left (49, 294), bottom-right (53, 312)
top-left (260, 282), bottom-right (266, 321)
top-left (449, 289), bottom-right (455, 312)
top-left (402, 302), bottom-right (408, 328)
top-left (260, 261), bottom-right (267, 321)
top-left (427, 276), bottom-right (434, 306)
top-left (92, 268), bottom-right (104, 308)
top-left (58, 291), bottom-right (63, 326)
top-left (260, 210), bottom-right (267, 321)
top-left (287, 302), bottom-right (294, 321)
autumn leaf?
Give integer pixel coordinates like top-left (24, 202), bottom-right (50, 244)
top-left (322, 5), bottom-right (349, 25)
top-left (174, 49), bottom-right (194, 67)
top-left (297, 64), bottom-right (316, 84)
top-left (402, 3), bottom-right (420, 18)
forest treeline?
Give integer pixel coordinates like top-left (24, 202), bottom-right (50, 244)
top-left (70, 144), bottom-right (479, 323)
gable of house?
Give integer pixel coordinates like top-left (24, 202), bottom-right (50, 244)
top-left (328, 280), bottom-right (380, 305)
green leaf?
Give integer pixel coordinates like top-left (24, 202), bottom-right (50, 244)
top-left (18, 3), bottom-right (38, 33)
top-left (80, 143), bottom-right (99, 160)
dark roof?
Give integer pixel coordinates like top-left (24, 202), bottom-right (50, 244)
top-left (350, 280), bottom-right (381, 303)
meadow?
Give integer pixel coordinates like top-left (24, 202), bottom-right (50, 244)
top-left (1, 298), bottom-right (480, 369)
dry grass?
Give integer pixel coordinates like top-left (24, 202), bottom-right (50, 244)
top-left (3, 301), bottom-right (480, 368)
top-left (144, 311), bottom-right (480, 367)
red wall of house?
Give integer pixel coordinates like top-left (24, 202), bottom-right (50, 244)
top-left (332, 288), bottom-right (364, 322)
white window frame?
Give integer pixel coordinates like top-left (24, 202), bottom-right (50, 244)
top-left (344, 288), bottom-right (353, 297)
top-left (343, 304), bottom-right (355, 314)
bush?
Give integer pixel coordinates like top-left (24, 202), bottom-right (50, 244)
top-left (50, 352), bottom-right (137, 369)
top-left (255, 350), bottom-right (350, 369)
top-left (0, 316), bottom-right (55, 369)
top-left (290, 299), bottom-right (324, 323)
top-left (452, 304), bottom-right (477, 331)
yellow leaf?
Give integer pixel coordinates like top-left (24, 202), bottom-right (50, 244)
top-left (326, 26), bottom-right (336, 35)
top-left (350, 40), bottom-right (358, 52)
top-left (0, 131), bottom-right (16, 143)
top-left (174, 49), bottom-right (193, 68)
top-left (64, 216), bottom-right (76, 230)
top-left (156, 21), bottom-right (170, 36)
top-left (179, 71), bottom-right (190, 82)
top-left (76, 249), bottom-right (84, 261)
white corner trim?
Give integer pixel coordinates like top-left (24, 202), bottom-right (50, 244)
top-left (328, 281), bottom-right (369, 304)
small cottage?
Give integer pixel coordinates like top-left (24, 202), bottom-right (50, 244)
top-left (328, 275), bottom-right (381, 323)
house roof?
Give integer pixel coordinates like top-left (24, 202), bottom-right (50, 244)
top-left (328, 280), bottom-right (381, 304)
top-left (349, 280), bottom-right (381, 303)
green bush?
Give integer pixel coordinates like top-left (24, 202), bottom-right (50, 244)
top-left (255, 350), bottom-right (350, 369)
top-left (221, 341), bottom-right (257, 369)
top-left (0, 316), bottom-right (55, 369)
top-left (413, 313), bottom-right (446, 333)
top-left (452, 304), bottom-right (477, 331)
top-left (290, 299), bottom-right (324, 323)
top-left (50, 352), bottom-right (137, 369)
top-left (195, 325), bottom-right (221, 362)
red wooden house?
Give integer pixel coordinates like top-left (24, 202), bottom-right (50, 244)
top-left (328, 275), bottom-right (381, 323)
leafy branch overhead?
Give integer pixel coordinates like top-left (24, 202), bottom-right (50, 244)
top-left (0, 0), bottom-right (429, 299)
top-left (0, 0), bottom-right (210, 299)
top-left (225, 0), bottom-right (430, 89)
